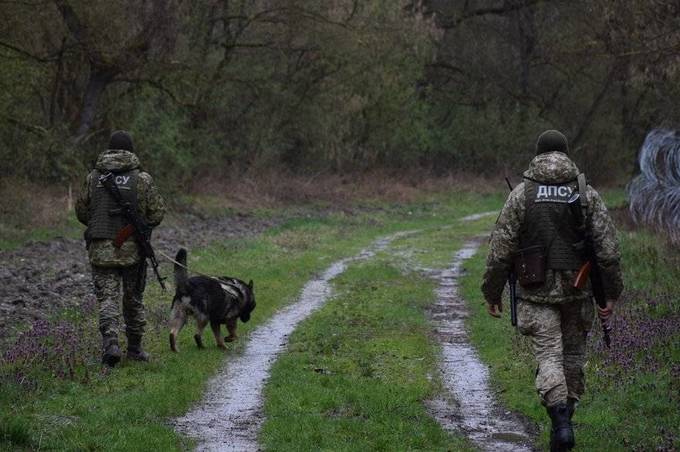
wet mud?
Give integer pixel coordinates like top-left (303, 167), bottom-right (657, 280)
top-left (427, 240), bottom-right (535, 451)
top-left (173, 231), bottom-right (413, 451)
top-left (0, 213), bottom-right (277, 343)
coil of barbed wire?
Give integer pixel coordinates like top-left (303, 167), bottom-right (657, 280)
top-left (627, 129), bottom-right (680, 245)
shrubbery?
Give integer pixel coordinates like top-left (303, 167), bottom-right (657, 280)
top-left (2, 1), bottom-right (680, 184)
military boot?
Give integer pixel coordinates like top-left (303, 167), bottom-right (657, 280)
top-left (548, 402), bottom-right (575, 451)
top-left (567, 397), bottom-right (577, 420)
top-left (102, 337), bottom-right (122, 367)
top-left (126, 335), bottom-right (150, 362)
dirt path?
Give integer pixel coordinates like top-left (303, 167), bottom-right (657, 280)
top-left (459, 211), bottom-right (497, 222)
top-left (427, 240), bottom-right (534, 451)
top-left (173, 231), bottom-right (414, 451)
top-left (0, 213), bottom-right (277, 343)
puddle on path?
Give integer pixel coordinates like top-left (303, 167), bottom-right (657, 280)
top-left (460, 211), bottom-right (498, 222)
top-left (173, 231), bottom-right (414, 451)
top-left (427, 240), bottom-right (534, 452)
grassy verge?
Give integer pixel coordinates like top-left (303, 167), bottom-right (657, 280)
top-left (0, 216), bottom-right (383, 450)
top-left (0, 192), bottom-right (501, 450)
top-left (260, 259), bottom-right (472, 451)
top-left (259, 208), bottom-right (498, 451)
top-left (460, 234), bottom-right (680, 450)
top-left (0, 214), bottom-right (83, 250)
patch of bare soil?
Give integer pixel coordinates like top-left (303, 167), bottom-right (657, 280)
top-left (0, 213), bottom-right (278, 344)
top-left (426, 240), bottom-right (536, 452)
top-left (173, 231), bottom-right (415, 451)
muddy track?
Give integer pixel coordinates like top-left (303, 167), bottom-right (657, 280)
top-left (173, 231), bottom-right (414, 451)
top-left (459, 211), bottom-right (498, 222)
top-left (0, 213), bottom-right (278, 343)
top-left (427, 240), bottom-right (535, 451)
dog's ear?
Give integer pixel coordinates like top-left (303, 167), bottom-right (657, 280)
top-left (248, 279), bottom-right (254, 290)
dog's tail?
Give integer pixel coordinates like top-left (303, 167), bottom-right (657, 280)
top-left (174, 248), bottom-right (189, 294)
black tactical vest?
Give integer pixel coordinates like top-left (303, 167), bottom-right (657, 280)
top-left (519, 178), bottom-right (584, 270)
top-left (86, 169), bottom-right (140, 240)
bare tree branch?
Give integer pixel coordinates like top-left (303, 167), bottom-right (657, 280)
top-left (439, 0), bottom-right (545, 29)
top-left (0, 40), bottom-right (56, 62)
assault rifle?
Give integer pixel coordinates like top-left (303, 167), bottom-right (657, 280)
top-left (570, 179), bottom-right (611, 347)
top-left (98, 172), bottom-right (167, 291)
top-left (505, 177), bottom-right (518, 327)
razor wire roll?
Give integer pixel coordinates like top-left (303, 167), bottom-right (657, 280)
top-left (627, 129), bottom-right (680, 245)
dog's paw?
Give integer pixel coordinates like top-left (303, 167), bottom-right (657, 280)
top-left (169, 333), bottom-right (178, 352)
top-left (194, 334), bottom-right (204, 348)
top-left (224, 335), bottom-right (237, 343)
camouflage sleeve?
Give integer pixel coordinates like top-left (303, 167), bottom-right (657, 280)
top-left (586, 186), bottom-right (623, 301)
top-left (75, 173), bottom-right (92, 226)
top-left (481, 183), bottom-right (525, 304)
top-left (138, 172), bottom-right (166, 227)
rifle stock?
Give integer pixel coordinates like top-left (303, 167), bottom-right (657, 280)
top-left (113, 224), bottom-right (136, 248)
top-left (588, 255), bottom-right (611, 347)
top-left (570, 183), bottom-right (611, 347)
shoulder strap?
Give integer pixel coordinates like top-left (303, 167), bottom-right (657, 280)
top-left (577, 173), bottom-right (588, 221)
top-left (98, 172), bottom-right (125, 205)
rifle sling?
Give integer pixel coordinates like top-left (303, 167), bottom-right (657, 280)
top-left (577, 173), bottom-right (588, 226)
top-left (100, 173), bottom-right (143, 245)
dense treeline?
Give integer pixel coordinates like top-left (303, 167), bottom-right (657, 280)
top-left (1, 0), bottom-right (679, 185)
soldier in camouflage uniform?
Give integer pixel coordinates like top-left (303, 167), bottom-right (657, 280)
top-left (481, 130), bottom-right (623, 451)
top-left (76, 131), bottom-right (166, 367)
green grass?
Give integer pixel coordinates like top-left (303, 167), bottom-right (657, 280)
top-left (0, 217), bottom-right (386, 450)
top-left (0, 214), bottom-right (83, 250)
top-left (5, 186), bottom-right (674, 451)
top-left (599, 187), bottom-right (628, 209)
top-left (0, 191), bottom-right (501, 451)
top-left (260, 260), bottom-right (472, 451)
top-left (389, 214), bottom-right (495, 269)
top-left (460, 233), bottom-right (680, 451)
top-left (259, 209), bottom-right (497, 451)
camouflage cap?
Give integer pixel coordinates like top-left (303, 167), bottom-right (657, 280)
top-left (536, 130), bottom-right (568, 155)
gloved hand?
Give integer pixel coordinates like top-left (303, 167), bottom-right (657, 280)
top-left (597, 300), bottom-right (615, 323)
top-left (487, 301), bottom-right (503, 318)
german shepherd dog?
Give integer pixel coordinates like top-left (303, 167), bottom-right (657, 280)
top-left (169, 248), bottom-right (256, 352)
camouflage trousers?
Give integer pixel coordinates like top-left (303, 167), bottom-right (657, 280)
top-left (91, 263), bottom-right (147, 344)
top-left (517, 298), bottom-right (594, 406)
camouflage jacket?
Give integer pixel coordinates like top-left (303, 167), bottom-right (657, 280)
top-left (75, 150), bottom-right (166, 267)
top-left (481, 152), bottom-right (623, 305)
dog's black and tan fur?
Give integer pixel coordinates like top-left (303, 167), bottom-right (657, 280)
top-left (169, 248), bottom-right (255, 352)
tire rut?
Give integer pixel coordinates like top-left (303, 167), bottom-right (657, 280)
top-left (173, 231), bottom-right (415, 451)
top-left (427, 240), bottom-right (535, 451)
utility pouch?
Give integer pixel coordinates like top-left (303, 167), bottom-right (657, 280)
top-left (513, 245), bottom-right (546, 288)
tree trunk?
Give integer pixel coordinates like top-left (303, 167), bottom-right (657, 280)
top-left (75, 68), bottom-right (113, 141)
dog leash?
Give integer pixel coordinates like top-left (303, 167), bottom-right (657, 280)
top-left (157, 250), bottom-right (231, 284)
top-left (157, 250), bottom-right (244, 298)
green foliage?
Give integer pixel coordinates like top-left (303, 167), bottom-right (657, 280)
top-left (3, 1), bottom-right (677, 180)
